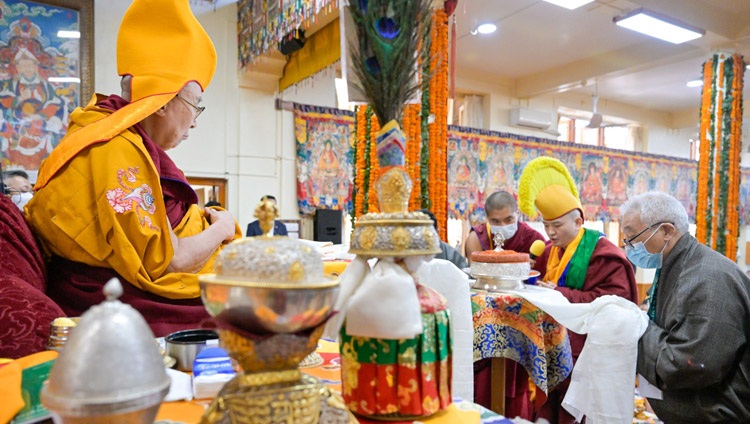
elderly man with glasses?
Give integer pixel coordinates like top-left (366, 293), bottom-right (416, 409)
top-left (25, 0), bottom-right (240, 337)
top-left (621, 192), bottom-right (750, 422)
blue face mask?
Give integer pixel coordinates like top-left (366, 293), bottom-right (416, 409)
top-left (625, 225), bottom-right (667, 269)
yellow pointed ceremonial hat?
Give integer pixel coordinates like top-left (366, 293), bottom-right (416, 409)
top-left (518, 156), bottom-right (583, 220)
top-left (117, 0), bottom-right (216, 103)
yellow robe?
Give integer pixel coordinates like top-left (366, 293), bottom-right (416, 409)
top-left (27, 95), bottom-right (240, 299)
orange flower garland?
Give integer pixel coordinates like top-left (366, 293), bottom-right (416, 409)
top-left (403, 103), bottom-right (422, 211)
top-left (355, 106), bottom-right (368, 218)
top-left (695, 60), bottom-right (712, 243)
top-left (726, 57), bottom-right (744, 260)
top-left (367, 112), bottom-right (381, 213)
top-left (428, 8), bottom-right (449, 240)
top-left (696, 52), bottom-right (744, 260)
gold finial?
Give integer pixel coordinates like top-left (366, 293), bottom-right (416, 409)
top-left (375, 167), bottom-right (412, 213)
top-left (254, 199), bottom-right (279, 237)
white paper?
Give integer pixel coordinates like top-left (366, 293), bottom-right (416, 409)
top-left (164, 368), bottom-right (193, 402)
top-left (637, 374), bottom-right (663, 400)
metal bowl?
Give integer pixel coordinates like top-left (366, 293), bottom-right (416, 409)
top-left (165, 329), bottom-right (219, 371)
top-left (200, 276), bottom-right (339, 334)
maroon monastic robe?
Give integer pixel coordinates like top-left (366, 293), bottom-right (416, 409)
top-left (533, 237), bottom-right (638, 424)
top-left (472, 221), bottom-right (546, 419)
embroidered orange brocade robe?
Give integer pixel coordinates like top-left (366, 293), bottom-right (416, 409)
top-left (27, 95), bottom-right (240, 301)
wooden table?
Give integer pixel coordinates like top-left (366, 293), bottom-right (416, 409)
top-left (471, 289), bottom-right (573, 414)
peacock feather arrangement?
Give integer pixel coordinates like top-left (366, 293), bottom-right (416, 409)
top-left (348, 0), bottom-right (432, 127)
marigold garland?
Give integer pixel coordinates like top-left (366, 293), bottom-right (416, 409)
top-left (696, 52), bottom-right (744, 260)
top-left (403, 103), bottom-right (422, 211)
top-left (351, 106), bottom-right (360, 222)
top-left (367, 111), bottom-right (381, 214)
top-left (354, 106), bottom-right (366, 217)
top-left (363, 106), bottom-right (373, 215)
top-left (427, 8), bottom-right (449, 240)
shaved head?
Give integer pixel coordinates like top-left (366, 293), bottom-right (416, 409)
top-left (485, 191), bottom-right (517, 213)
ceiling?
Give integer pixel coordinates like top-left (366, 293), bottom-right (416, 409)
top-left (207, 0), bottom-right (750, 127)
top-left (453, 0), bottom-right (750, 124)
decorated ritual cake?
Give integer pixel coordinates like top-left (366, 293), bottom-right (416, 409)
top-left (470, 250), bottom-right (531, 280)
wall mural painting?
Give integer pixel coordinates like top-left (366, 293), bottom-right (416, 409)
top-left (291, 103), bottom-right (750, 225)
top-left (0, 0), bottom-right (93, 176)
top-left (294, 104), bottom-right (354, 216)
top-left (446, 125), bottom-right (713, 225)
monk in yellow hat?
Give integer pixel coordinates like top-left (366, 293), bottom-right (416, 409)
top-left (26, 0), bottom-right (241, 336)
top-left (518, 156), bottom-right (637, 424)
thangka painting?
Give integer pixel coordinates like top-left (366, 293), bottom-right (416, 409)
top-left (740, 169), bottom-right (750, 225)
top-left (294, 103), bottom-right (354, 215)
top-left (0, 0), bottom-right (90, 175)
top-left (447, 125), bottom-right (704, 224)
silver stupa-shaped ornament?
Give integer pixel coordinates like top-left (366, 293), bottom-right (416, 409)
top-left (41, 278), bottom-right (170, 423)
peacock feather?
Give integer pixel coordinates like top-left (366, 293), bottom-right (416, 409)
top-left (348, 0), bottom-right (432, 126)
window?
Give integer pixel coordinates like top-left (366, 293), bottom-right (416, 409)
top-left (558, 116), bottom-right (635, 151)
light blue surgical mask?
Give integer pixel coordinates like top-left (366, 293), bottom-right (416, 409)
top-left (11, 191), bottom-right (33, 211)
top-left (625, 224), bottom-right (667, 269)
top-left (491, 221), bottom-right (518, 241)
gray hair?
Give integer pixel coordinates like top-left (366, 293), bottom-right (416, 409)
top-left (621, 192), bottom-right (689, 233)
top-left (485, 191), bottom-right (517, 213)
top-left (120, 75), bottom-right (132, 101)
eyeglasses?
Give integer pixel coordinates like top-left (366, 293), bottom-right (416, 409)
top-left (175, 95), bottom-right (205, 119)
top-left (622, 221), bottom-right (669, 248)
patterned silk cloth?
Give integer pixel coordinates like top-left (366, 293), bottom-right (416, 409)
top-left (472, 290), bottom-right (573, 395)
top-left (340, 283), bottom-right (452, 418)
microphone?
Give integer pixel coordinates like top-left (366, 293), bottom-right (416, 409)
top-left (529, 239), bottom-right (546, 260)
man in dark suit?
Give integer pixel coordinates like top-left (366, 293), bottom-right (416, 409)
top-left (246, 195), bottom-right (288, 236)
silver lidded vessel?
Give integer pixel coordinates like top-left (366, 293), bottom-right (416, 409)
top-left (42, 278), bottom-right (170, 424)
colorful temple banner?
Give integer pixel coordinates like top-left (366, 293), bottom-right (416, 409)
top-left (294, 103), bottom-right (354, 215)
top-left (447, 125), bottom-right (703, 225)
top-left (238, 0), bottom-right (338, 68)
top-left (292, 102), bottom-right (750, 225)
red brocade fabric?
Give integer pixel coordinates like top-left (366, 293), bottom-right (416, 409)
top-left (0, 195), bottom-right (63, 358)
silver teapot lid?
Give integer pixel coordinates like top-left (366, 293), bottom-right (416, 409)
top-left (42, 279), bottom-right (170, 417)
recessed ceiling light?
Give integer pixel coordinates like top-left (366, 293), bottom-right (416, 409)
top-left (614, 8), bottom-right (704, 44)
top-left (475, 23), bottom-right (497, 35)
top-left (686, 79), bottom-right (703, 88)
top-left (542, 0), bottom-right (595, 10)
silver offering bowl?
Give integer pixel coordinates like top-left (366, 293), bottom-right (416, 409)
top-left (200, 276), bottom-right (339, 334)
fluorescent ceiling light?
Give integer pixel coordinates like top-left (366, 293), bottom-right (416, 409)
top-left (614, 8), bottom-right (704, 44)
top-left (57, 30), bottom-right (80, 38)
top-left (48, 77), bottom-right (80, 83)
top-left (474, 23), bottom-right (497, 35)
top-left (686, 79), bottom-right (703, 88)
top-left (542, 0), bottom-right (595, 10)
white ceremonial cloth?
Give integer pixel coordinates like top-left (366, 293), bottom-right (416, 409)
top-left (417, 258), bottom-right (474, 402)
top-left (508, 287), bottom-right (648, 424)
top-left (326, 256), bottom-right (424, 339)
top-left (323, 256), bottom-right (368, 340)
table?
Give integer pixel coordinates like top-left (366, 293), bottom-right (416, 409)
top-left (155, 340), bottom-right (512, 424)
top-left (471, 289), bottom-right (573, 413)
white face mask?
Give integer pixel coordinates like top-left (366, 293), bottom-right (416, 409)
top-left (490, 221), bottom-right (518, 241)
top-left (11, 192), bottom-right (33, 210)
